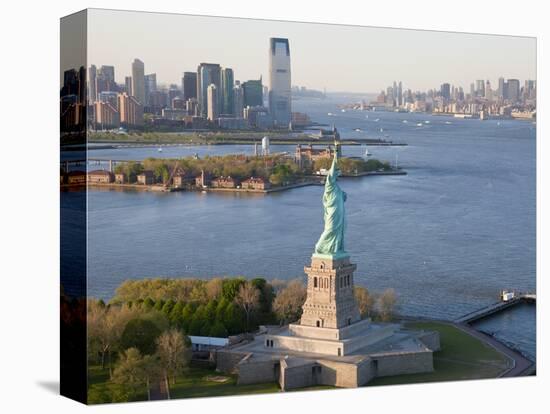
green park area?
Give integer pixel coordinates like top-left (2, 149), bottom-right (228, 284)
top-left (367, 321), bottom-right (510, 386)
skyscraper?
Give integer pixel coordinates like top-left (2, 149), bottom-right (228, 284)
top-left (182, 72), bottom-right (197, 101)
top-left (125, 76), bottom-right (132, 96)
top-left (118, 92), bottom-right (143, 127)
top-left (144, 73), bottom-right (157, 106)
top-left (268, 37), bottom-right (291, 127)
top-left (440, 83), bottom-right (451, 100)
top-left (233, 82), bottom-right (244, 118)
top-left (507, 79), bottom-right (520, 102)
top-left (131, 59), bottom-right (145, 105)
top-left (243, 78), bottom-right (263, 107)
top-left (485, 80), bottom-right (492, 101)
top-left (207, 84), bottom-right (218, 121)
top-left (475, 80), bottom-right (485, 97)
top-left (197, 63), bottom-right (221, 118)
top-left (88, 65), bottom-right (97, 104)
top-left (498, 77), bottom-right (506, 99)
top-left (221, 68), bottom-right (234, 115)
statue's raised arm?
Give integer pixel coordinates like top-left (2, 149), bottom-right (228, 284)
top-left (314, 144), bottom-right (347, 257)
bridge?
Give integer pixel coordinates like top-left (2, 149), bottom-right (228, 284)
top-left (455, 292), bottom-right (536, 324)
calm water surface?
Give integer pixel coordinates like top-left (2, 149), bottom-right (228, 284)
top-left (78, 96), bottom-right (536, 359)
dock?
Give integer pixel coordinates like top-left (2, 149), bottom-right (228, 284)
top-left (455, 292), bottom-right (536, 324)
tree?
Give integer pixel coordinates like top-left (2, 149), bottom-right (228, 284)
top-left (354, 286), bottom-right (376, 319)
top-left (251, 278), bottom-right (274, 314)
top-left (272, 279), bottom-right (306, 324)
top-left (223, 302), bottom-right (244, 335)
top-left (169, 301), bottom-right (184, 326)
top-left (234, 282), bottom-right (260, 332)
top-left (120, 318), bottom-right (162, 355)
top-left (111, 347), bottom-right (157, 402)
top-left (222, 278), bottom-right (245, 302)
top-left (156, 329), bottom-right (192, 386)
top-left (209, 321), bottom-right (228, 338)
top-left (378, 288), bottom-right (398, 322)
top-left (205, 278), bottom-right (224, 301)
top-left (87, 301), bottom-right (136, 376)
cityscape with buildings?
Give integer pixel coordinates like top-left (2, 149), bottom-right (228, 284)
top-left (60, 36), bottom-right (536, 137)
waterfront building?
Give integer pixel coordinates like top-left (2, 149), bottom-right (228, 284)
top-left (295, 144), bottom-right (334, 168)
top-left (217, 117), bottom-right (248, 129)
top-left (118, 92), bottom-right (144, 127)
top-left (241, 177), bottom-right (271, 190)
top-left (182, 71), bottom-right (198, 101)
top-left (268, 37), bottom-right (291, 127)
top-left (243, 78), bottom-right (263, 108)
top-left (197, 63), bottom-right (221, 118)
top-left (114, 173), bottom-right (126, 184)
top-left (131, 58), bottom-right (145, 105)
top-left (137, 170), bottom-right (154, 185)
top-left (94, 100), bottom-right (119, 129)
top-left (207, 84), bottom-right (219, 121)
top-left (66, 170), bottom-right (86, 186)
top-left (507, 79), bottom-right (520, 103)
top-left (88, 170), bottom-right (114, 184)
top-left (172, 170), bottom-right (195, 188)
top-left (195, 170), bottom-right (212, 188)
top-left (221, 68), bottom-right (234, 115)
top-left (211, 176), bottom-right (237, 188)
top-left (233, 83), bottom-right (244, 117)
top-left (243, 105), bottom-right (271, 129)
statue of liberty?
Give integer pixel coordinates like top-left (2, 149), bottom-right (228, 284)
top-left (314, 144), bottom-right (347, 257)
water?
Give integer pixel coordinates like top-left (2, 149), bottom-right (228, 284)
top-left (81, 96), bottom-right (536, 359)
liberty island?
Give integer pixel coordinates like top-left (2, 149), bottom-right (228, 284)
top-left (217, 147), bottom-right (440, 389)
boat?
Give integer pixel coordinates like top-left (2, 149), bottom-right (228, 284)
top-left (327, 112), bottom-right (333, 116)
top-left (402, 120), bottom-right (408, 123)
top-left (380, 128), bottom-right (384, 132)
top-left (374, 118), bottom-right (380, 122)
top-left (416, 123), bottom-right (423, 127)
top-left (364, 149), bottom-right (372, 157)
top-left (341, 109), bottom-right (346, 113)
top-left (424, 120), bottom-right (430, 124)
top-left (444, 121), bottom-right (452, 125)
top-left (354, 128), bottom-right (362, 132)
top-left (157, 147), bottom-right (163, 152)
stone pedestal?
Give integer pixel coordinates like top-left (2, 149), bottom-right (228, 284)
top-left (300, 253), bottom-right (361, 329)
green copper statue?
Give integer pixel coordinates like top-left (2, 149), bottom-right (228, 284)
top-left (314, 145), bottom-right (348, 257)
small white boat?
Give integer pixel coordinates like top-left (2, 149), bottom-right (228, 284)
top-left (327, 112), bottom-right (333, 116)
top-left (341, 109), bottom-right (346, 113)
top-left (424, 120), bottom-right (430, 124)
top-left (374, 118), bottom-right (380, 122)
top-left (445, 121), bottom-right (452, 125)
top-left (157, 147), bottom-right (163, 152)
top-left (416, 123), bottom-right (423, 127)
top-left (354, 128), bottom-right (362, 132)
top-left (380, 128), bottom-right (384, 132)
top-left (364, 149), bottom-right (372, 157)
top-left (402, 120), bottom-right (408, 123)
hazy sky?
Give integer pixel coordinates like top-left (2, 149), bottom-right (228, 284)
top-left (86, 8), bottom-right (536, 93)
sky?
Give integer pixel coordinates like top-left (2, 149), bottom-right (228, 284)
top-left (83, 8), bottom-right (536, 93)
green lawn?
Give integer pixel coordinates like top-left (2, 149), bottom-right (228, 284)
top-left (169, 367), bottom-right (281, 399)
top-left (367, 321), bottom-right (511, 386)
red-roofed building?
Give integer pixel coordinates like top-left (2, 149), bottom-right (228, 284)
top-left (88, 170), bottom-right (114, 183)
top-left (242, 176), bottom-right (271, 190)
top-left (211, 176), bottom-right (238, 189)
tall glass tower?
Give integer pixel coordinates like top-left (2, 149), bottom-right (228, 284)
top-left (268, 38), bottom-right (291, 127)
top-left (221, 68), bottom-right (234, 115)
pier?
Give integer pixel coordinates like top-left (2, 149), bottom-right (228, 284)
top-left (455, 292), bottom-right (536, 324)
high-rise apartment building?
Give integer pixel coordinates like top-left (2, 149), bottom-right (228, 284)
top-left (124, 76), bottom-right (132, 96)
top-left (268, 38), bottom-right (291, 127)
top-left (197, 63), bottom-right (221, 118)
top-left (144, 73), bottom-right (157, 107)
top-left (118, 92), bottom-right (144, 127)
top-left (131, 59), bottom-right (145, 105)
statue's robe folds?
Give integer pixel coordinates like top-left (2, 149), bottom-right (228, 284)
top-left (314, 152), bottom-right (347, 256)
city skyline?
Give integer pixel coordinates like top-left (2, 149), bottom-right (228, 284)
top-left (84, 9), bottom-right (536, 93)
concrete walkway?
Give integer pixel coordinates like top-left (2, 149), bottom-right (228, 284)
top-left (452, 322), bottom-right (535, 377)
